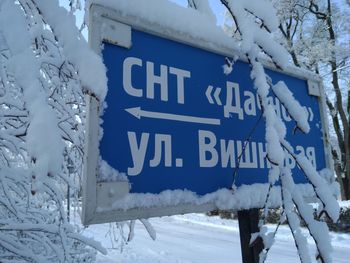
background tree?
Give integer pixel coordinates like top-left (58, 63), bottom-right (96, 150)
top-left (273, 0), bottom-right (350, 200)
top-left (191, 0), bottom-right (339, 262)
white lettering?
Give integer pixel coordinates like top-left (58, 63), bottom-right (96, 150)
top-left (284, 150), bottom-right (296, 169)
top-left (123, 57), bottom-right (143, 97)
top-left (296, 145), bottom-right (305, 156)
top-left (256, 93), bottom-right (262, 110)
top-left (258, 142), bottom-right (271, 169)
top-left (198, 130), bottom-right (218, 167)
top-left (306, 147), bottom-right (317, 168)
top-left (224, 81), bottom-right (244, 120)
top-left (127, 132), bottom-right (149, 176)
top-left (150, 134), bottom-right (172, 167)
top-left (236, 141), bottom-right (258, 168)
top-left (146, 62), bottom-right (168, 101)
top-left (267, 97), bottom-right (281, 119)
top-left (169, 67), bottom-right (191, 104)
top-left (220, 139), bottom-right (236, 168)
top-left (243, 91), bottom-right (257, 116)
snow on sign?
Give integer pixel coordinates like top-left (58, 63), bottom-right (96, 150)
top-left (82, 4), bottom-right (332, 225)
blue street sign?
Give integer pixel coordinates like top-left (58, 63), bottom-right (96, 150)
top-left (100, 29), bottom-right (326, 196)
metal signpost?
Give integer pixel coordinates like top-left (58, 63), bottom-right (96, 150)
top-left (83, 4), bottom-right (332, 261)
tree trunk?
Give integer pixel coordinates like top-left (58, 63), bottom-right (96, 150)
top-left (325, 0), bottom-right (350, 200)
top-left (342, 174), bottom-right (350, 200)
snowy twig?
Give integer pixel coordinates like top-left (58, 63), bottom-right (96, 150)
top-left (219, 1), bottom-right (339, 262)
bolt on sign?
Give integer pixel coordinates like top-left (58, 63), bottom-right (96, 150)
top-left (82, 4), bottom-right (332, 225)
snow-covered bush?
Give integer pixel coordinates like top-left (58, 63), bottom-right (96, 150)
top-left (324, 207), bottom-right (350, 233)
top-left (0, 0), bottom-right (106, 261)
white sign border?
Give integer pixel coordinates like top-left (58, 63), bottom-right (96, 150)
top-left (82, 4), bottom-right (333, 225)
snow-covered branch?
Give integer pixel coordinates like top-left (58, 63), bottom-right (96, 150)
top-left (221, 1), bottom-right (339, 262)
top-left (0, 0), bottom-right (107, 261)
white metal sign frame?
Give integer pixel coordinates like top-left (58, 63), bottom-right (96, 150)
top-left (82, 4), bottom-right (333, 225)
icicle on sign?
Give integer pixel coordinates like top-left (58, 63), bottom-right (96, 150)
top-left (82, 4), bottom-right (332, 225)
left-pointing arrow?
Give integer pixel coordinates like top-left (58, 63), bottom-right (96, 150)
top-left (125, 107), bottom-right (221, 125)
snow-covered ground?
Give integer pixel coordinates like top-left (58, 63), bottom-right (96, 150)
top-left (82, 213), bottom-right (350, 262)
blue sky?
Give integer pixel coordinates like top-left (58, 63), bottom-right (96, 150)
top-left (169, 0), bottom-right (225, 25)
top-left (59, 0), bottom-right (226, 30)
